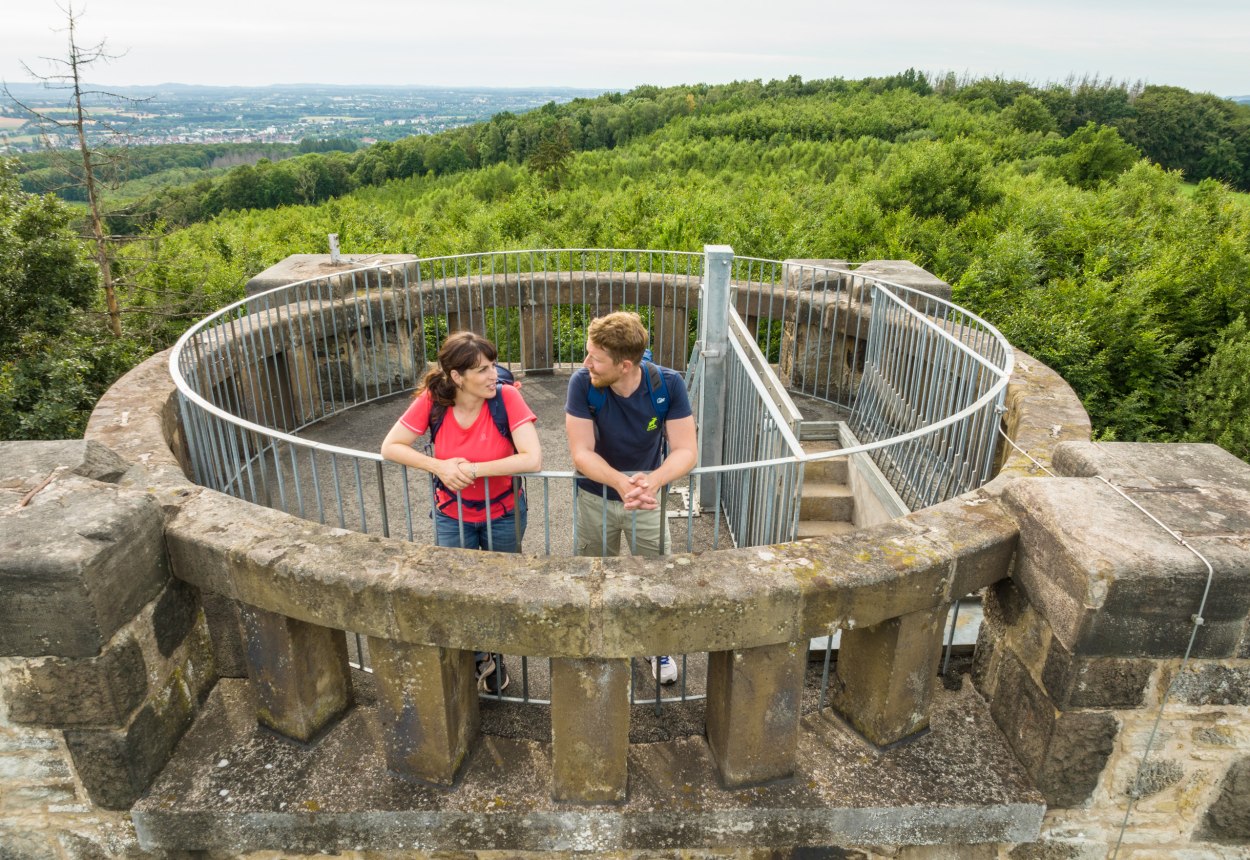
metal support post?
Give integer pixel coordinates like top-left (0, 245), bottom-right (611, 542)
top-left (698, 244), bottom-right (733, 506)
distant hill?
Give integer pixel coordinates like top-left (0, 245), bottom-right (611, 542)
top-left (1233, 95), bottom-right (1250, 104)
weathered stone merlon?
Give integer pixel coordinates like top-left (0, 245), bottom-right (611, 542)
top-left (1004, 442), bottom-right (1250, 659)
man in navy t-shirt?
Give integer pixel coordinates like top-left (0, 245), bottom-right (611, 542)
top-left (565, 311), bottom-right (697, 684)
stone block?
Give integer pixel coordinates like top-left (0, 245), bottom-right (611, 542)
top-left (0, 440), bottom-right (129, 485)
top-left (1163, 663), bottom-right (1250, 706)
top-left (1035, 710), bottom-right (1118, 808)
top-left (0, 750), bottom-right (70, 780)
top-left (550, 657), bottom-right (629, 803)
top-left (0, 826), bottom-right (60, 860)
top-left (1200, 755), bottom-right (1250, 842)
top-left (1, 469), bottom-right (168, 659)
top-left (1007, 838), bottom-right (1107, 859)
top-left (988, 650), bottom-right (1056, 777)
top-left (201, 591), bottom-right (248, 678)
top-left (970, 610), bottom-right (999, 699)
top-left (1041, 640), bottom-right (1153, 709)
top-left (152, 577), bottom-right (199, 659)
top-left (988, 644), bottom-right (1118, 809)
top-left (0, 780), bottom-right (81, 813)
top-left (705, 641), bottom-right (806, 788)
top-left (854, 260), bottom-right (954, 303)
top-left (238, 606), bottom-right (353, 743)
top-left (830, 605), bottom-right (946, 746)
top-left (1003, 475), bottom-right (1250, 659)
top-left (244, 253), bottom-right (417, 298)
top-left (1, 636), bottom-right (147, 728)
top-left (598, 552), bottom-right (801, 657)
top-left (63, 620), bottom-right (215, 810)
top-left (1127, 758), bottom-right (1184, 798)
top-left (368, 637), bottom-right (478, 786)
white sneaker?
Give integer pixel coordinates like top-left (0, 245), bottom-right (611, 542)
top-left (650, 655), bottom-right (678, 685)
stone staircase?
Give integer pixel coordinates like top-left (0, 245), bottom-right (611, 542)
top-left (796, 441), bottom-right (856, 539)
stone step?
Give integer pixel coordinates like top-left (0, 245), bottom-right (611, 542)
top-left (796, 519), bottom-right (857, 539)
top-left (800, 439), bottom-right (849, 484)
top-left (804, 454), bottom-right (849, 484)
top-left (799, 482), bottom-right (855, 522)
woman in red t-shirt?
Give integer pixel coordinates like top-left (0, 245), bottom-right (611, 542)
top-left (381, 331), bottom-right (541, 552)
top-left (380, 331), bottom-right (541, 695)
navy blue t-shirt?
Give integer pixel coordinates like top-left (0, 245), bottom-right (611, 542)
top-left (565, 364), bottom-right (693, 501)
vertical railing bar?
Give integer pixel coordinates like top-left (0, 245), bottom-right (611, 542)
top-left (353, 457), bottom-right (368, 533)
top-left (542, 477), bottom-right (552, 556)
top-left (685, 474), bottom-right (695, 553)
top-left (351, 271), bottom-right (369, 408)
top-left (400, 465), bottom-right (414, 542)
top-left (379, 268), bottom-right (397, 397)
top-left (260, 293), bottom-right (288, 430)
top-left (376, 461), bottom-right (391, 538)
top-left (310, 450), bottom-right (326, 525)
top-left (288, 442), bottom-right (305, 519)
top-left (943, 599), bottom-right (961, 675)
top-left (483, 476), bottom-right (494, 552)
top-left (401, 262), bottom-right (419, 388)
top-left (330, 452), bottom-right (346, 528)
top-left (327, 276), bottom-right (349, 415)
top-left (818, 632), bottom-right (834, 712)
top-left (269, 437), bottom-right (290, 514)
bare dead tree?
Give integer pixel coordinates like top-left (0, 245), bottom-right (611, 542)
top-left (3, 3), bottom-right (150, 337)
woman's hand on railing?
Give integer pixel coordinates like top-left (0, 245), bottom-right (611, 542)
top-left (435, 457), bottom-right (474, 492)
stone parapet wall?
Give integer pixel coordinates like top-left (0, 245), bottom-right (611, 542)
top-left (0, 441), bottom-right (216, 858)
top-left (973, 441), bottom-right (1250, 857)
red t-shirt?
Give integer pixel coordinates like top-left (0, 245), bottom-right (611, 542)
top-left (399, 385), bottom-right (536, 521)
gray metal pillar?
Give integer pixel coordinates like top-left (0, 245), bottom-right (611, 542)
top-left (698, 245), bottom-right (733, 506)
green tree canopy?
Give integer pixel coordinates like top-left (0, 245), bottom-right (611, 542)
top-left (1188, 315), bottom-right (1250, 461)
top-left (0, 159), bottom-right (142, 439)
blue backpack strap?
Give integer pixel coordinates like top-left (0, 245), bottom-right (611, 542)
top-left (641, 359), bottom-right (669, 424)
top-left (586, 382), bottom-right (606, 416)
top-left (486, 384), bottom-right (513, 445)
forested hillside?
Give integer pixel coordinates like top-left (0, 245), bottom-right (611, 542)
top-left (3, 72), bottom-right (1250, 461)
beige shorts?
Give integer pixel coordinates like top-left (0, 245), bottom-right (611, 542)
top-left (575, 490), bottom-right (672, 557)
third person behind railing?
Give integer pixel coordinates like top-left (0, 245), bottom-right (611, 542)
top-left (565, 311), bottom-right (698, 686)
top-left (380, 331), bottom-right (542, 695)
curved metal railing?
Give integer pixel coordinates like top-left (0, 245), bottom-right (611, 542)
top-left (169, 247), bottom-right (1013, 703)
top-left (170, 248), bottom-right (1012, 528)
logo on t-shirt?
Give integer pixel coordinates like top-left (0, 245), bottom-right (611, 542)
top-left (646, 417), bottom-right (658, 432)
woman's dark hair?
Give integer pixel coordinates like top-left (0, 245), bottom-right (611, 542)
top-left (416, 331), bottom-right (498, 407)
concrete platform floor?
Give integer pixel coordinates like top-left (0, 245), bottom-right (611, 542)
top-left (133, 669), bottom-right (1043, 853)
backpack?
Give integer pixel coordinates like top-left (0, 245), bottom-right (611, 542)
top-left (586, 356), bottom-right (670, 427)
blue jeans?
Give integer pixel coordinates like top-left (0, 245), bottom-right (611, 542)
top-left (433, 491), bottom-right (527, 553)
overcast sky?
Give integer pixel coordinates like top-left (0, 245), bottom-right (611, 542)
top-left (2, 0), bottom-right (1246, 98)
